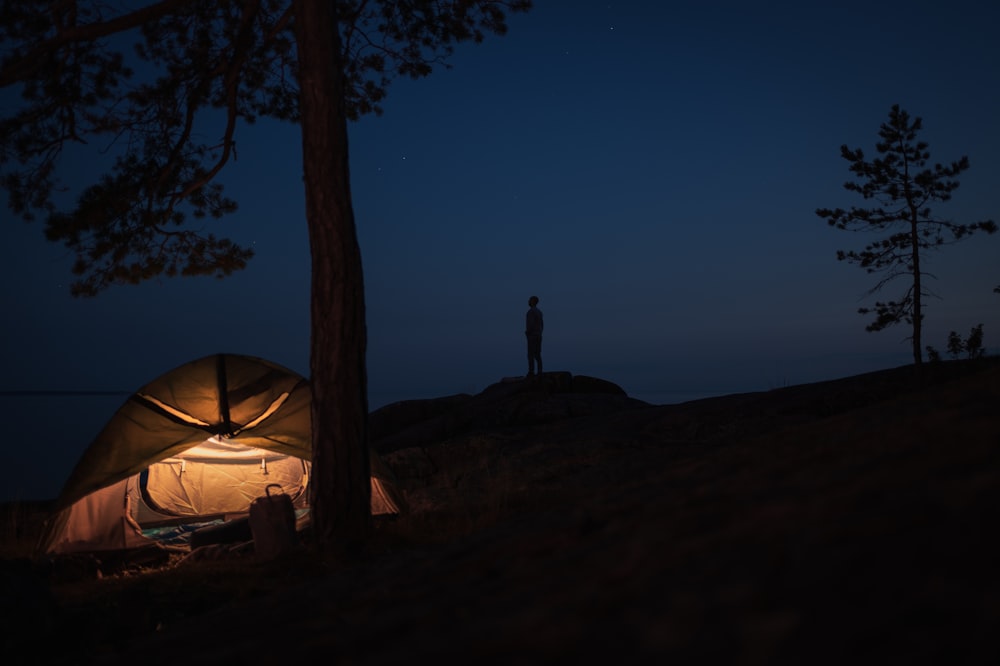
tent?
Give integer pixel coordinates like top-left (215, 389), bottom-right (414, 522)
top-left (38, 354), bottom-right (405, 555)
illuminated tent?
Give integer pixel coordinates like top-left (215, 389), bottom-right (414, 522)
top-left (38, 354), bottom-right (404, 555)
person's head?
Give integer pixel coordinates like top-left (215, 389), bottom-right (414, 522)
top-left (528, 295), bottom-right (539, 307)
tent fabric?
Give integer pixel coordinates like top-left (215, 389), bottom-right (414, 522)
top-left (39, 354), bottom-right (405, 555)
top-left (142, 448), bottom-right (308, 516)
top-left (46, 481), bottom-right (152, 553)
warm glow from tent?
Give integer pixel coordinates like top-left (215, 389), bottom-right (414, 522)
top-left (138, 393), bottom-right (213, 427)
top-left (239, 391), bottom-right (291, 431)
top-left (165, 436), bottom-right (296, 463)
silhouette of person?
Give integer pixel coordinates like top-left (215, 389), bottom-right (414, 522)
top-left (525, 295), bottom-right (543, 377)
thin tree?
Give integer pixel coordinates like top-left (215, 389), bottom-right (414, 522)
top-left (816, 104), bottom-right (997, 370)
top-left (0, 0), bottom-right (531, 552)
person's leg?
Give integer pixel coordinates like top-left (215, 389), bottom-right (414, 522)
top-left (527, 336), bottom-right (541, 376)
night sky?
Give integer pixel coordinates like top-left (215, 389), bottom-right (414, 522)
top-left (2, 1), bottom-right (998, 501)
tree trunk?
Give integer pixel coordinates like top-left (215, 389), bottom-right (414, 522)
top-left (293, 0), bottom-right (372, 552)
top-left (909, 208), bottom-right (923, 372)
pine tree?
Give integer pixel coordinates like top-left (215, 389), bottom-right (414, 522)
top-left (816, 105), bottom-right (997, 370)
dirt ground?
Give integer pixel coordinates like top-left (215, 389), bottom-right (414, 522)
top-left (6, 360), bottom-right (1000, 665)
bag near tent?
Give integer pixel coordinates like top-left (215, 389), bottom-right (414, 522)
top-left (249, 484), bottom-right (298, 561)
top-left (37, 353), bottom-right (406, 556)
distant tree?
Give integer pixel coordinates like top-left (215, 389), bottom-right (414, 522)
top-left (0, 0), bottom-right (530, 552)
top-left (817, 105), bottom-right (997, 371)
top-left (927, 323), bottom-right (986, 362)
top-left (952, 324), bottom-right (985, 360)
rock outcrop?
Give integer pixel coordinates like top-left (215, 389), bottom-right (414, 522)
top-left (369, 371), bottom-right (647, 456)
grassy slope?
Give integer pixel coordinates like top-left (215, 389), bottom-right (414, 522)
top-left (3, 358), bottom-right (998, 665)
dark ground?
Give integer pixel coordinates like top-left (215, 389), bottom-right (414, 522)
top-left (3, 359), bottom-right (999, 665)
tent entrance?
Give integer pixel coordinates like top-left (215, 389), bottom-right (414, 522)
top-left (137, 437), bottom-right (310, 520)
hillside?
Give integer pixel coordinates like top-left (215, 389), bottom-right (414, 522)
top-left (3, 359), bottom-right (999, 665)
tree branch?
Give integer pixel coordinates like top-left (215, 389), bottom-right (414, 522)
top-left (1, 0), bottom-right (199, 87)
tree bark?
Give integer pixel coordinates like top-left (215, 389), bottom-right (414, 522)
top-left (293, 0), bottom-right (372, 551)
top-left (908, 198), bottom-right (923, 372)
